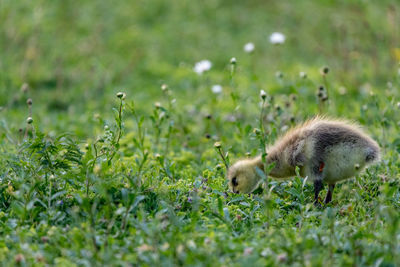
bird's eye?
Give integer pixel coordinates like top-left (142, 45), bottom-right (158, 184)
top-left (232, 177), bottom-right (238, 186)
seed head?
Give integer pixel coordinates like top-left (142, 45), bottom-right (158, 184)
top-left (299, 71), bottom-right (307, 79)
top-left (354, 164), bottom-right (360, 170)
top-left (275, 71), bottom-right (283, 78)
top-left (154, 102), bottom-right (162, 109)
top-left (116, 92), bottom-right (126, 99)
top-left (214, 141), bottom-right (222, 149)
top-left (396, 102), bottom-right (400, 109)
top-left (321, 66), bottom-right (329, 75)
top-left (155, 153), bottom-right (162, 160)
top-left (26, 98), bottom-right (33, 106)
top-left (21, 83), bottom-right (29, 93)
top-left (260, 90), bottom-right (267, 100)
top-left (161, 84), bottom-right (168, 91)
top-left (230, 57), bottom-right (237, 65)
top-left (244, 42), bottom-right (255, 53)
top-left (26, 117), bottom-right (33, 124)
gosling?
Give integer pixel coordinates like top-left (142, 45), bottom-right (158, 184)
top-left (227, 117), bottom-right (380, 204)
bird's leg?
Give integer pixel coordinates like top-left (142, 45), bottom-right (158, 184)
top-left (313, 179), bottom-right (324, 205)
top-left (324, 184), bottom-right (335, 204)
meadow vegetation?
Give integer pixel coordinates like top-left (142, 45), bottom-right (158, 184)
top-left (1, 0), bottom-right (400, 265)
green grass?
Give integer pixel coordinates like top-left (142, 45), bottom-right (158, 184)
top-left (1, 0), bottom-right (400, 265)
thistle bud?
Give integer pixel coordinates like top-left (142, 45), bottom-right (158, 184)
top-left (26, 117), bottom-right (33, 124)
top-left (260, 90), bottom-right (267, 100)
top-left (26, 98), bottom-right (33, 106)
top-left (116, 92), bottom-right (126, 99)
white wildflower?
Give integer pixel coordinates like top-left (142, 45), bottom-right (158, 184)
top-left (244, 42), bottom-right (255, 53)
top-left (269, 32), bottom-right (285, 44)
top-left (194, 60), bottom-right (212, 75)
top-left (211, 85), bottom-right (222, 94)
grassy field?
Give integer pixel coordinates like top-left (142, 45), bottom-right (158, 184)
top-left (1, 0), bottom-right (400, 265)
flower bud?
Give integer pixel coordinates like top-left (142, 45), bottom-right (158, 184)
top-left (26, 98), bottom-right (33, 106)
top-left (230, 57), bottom-right (237, 65)
top-left (214, 142), bottom-right (221, 149)
top-left (161, 84), bottom-right (168, 91)
top-left (116, 92), bottom-right (126, 99)
top-left (260, 90), bottom-right (267, 100)
top-left (321, 66), bottom-right (329, 75)
top-left (26, 117), bottom-right (33, 124)
top-left (253, 128), bottom-right (261, 135)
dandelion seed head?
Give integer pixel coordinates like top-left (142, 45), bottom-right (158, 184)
top-left (194, 60), bottom-right (212, 75)
top-left (244, 42), bottom-right (255, 53)
top-left (269, 32), bottom-right (285, 44)
top-left (211, 84), bottom-right (222, 94)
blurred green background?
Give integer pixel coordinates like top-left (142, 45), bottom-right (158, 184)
top-left (1, 0), bottom-right (399, 136)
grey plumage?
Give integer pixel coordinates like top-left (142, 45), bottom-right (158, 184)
top-left (227, 117), bottom-right (380, 203)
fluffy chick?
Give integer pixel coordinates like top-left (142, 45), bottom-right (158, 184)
top-left (227, 117), bottom-right (380, 204)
